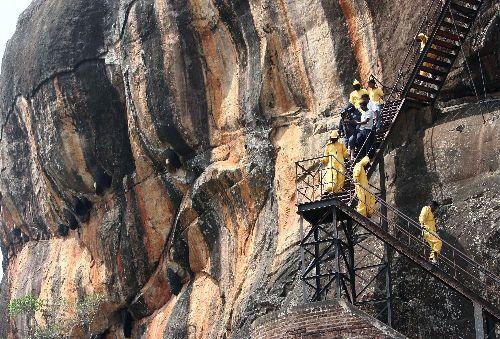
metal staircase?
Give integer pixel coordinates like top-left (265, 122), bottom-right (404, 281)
top-left (296, 156), bottom-right (500, 336)
top-left (295, 1), bottom-right (497, 336)
top-left (403, 0), bottom-right (483, 105)
top-left (356, 0), bottom-right (484, 175)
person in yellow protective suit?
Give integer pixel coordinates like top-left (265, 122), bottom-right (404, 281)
top-left (367, 79), bottom-right (384, 105)
top-left (367, 79), bottom-right (384, 131)
top-left (417, 33), bottom-right (437, 78)
top-left (417, 33), bottom-right (428, 52)
top-left (353, 154), bottom-right (376, 218)
top-left (419, 201), bottom-right (442, 264)
top-left (349, 79), bottom-right (369, 110)
top-left (322, 130), bottom-right (349, 195)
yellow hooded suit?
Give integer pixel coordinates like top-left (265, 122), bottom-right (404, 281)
top-left (419, 205), bottom-right (442, 260)
top-left (353, 156), bottom-right (376, 217)
top-left (322, 131), bottom-right (349, 194)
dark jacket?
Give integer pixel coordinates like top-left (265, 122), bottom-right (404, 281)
top-left (339, 104), bottom-right (361, 138)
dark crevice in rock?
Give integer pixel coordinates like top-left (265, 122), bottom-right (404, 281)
top-left (94, 168), bottom-right (113, 196)
top-left (121, 309), bottom-right (134, 338)
top-left (63, 208), bottom-right (79, 230)
top-left (57, 224), bottom-right (69, 237)
top-left (165, 149), bottom-right (182, 170)
top-left (73, 196), bottom-right (92, 222)
top-left (167, 267), bottom-right (183, 296)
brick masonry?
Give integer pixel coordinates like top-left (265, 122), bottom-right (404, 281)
top-left (250, 300), bottom-right (407, 339)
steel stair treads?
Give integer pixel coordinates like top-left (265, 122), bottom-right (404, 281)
top-left (427, 47), bottom-right (456, 59)
top-left (455, 0), bottom-right (480, 6)
top-left (436, 29), bottom-right (463, 41)
top-left (410, 83), bottom-right (438, 94)
top-left (432, 38), bottom-right (459, 50)
top-left (450, 2), bottom-right (476, 17)
top-left (414, 74), bottom-right (443, 86)
top-left (446, 11), bottom-right (473, 24)
top-left (440, 20), bottom-right (469, 34)
top-left (419, 65), bottom-right (447, 77)
top-left (407, 92), bottom-right (433, 103)
top-left (423, 56), bottom-right (452, 69)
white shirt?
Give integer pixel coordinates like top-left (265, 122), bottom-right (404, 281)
top-left (367, 100), bottom-right (380, 112)
top-left (360, 108), bottom-right (374, 130)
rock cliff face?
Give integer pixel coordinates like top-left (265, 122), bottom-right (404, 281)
top-left (0, 0), bottom-right (498, 338)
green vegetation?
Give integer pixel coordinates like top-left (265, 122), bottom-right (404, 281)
top-left (7, 295), bottom-right (43, 316)
top-left (7, 294), bottom-right (104, 338)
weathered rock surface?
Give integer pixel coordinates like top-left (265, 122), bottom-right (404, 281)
top-left (0, 0), bottom-right (498, 338)
top-left (385, 103), bottom-right (500, 337)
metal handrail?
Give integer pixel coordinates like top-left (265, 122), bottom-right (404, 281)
top-left (350, 99), bottom-right (404, 168)
top-left (296, 154), bottom-right (500, 289)
top-left (350, 0), bottom-right (452, 168)
top-left (388, 0), bottom-right (443, 100)
top-left (402, 0), bottom-right (455, 98)
top-left (348, 1), bottom-right (462, 174)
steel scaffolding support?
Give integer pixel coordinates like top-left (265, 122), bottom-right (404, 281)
top-left (299, 203), bottom-right (393, 324)
top-left (379, 158), bottom-right (393, 326)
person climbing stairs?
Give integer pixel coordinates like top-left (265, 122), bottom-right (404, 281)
top-left (352, 0), bottom-right (485, 177)
top-left (296, 1), bottom-right (496, 337)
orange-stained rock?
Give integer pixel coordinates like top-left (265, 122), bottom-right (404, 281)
top-left (0, 0), bottom-right (498, 338)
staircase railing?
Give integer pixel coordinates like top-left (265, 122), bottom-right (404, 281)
top-left (401, 0), bottom-right (455, 98)
top-left (296, 154), bottom-right (500, 310)
top-left (349, 99), bottom-right (404, 171)
top-left (386, 0), bottom-right (446, 102)
top-left (295, 155), bottom-right (379, 205)
top-left (349, 1), bottom-right (454, 169)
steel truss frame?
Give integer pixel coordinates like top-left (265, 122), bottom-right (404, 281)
top-left (299, 205), bottom-right (393, 325)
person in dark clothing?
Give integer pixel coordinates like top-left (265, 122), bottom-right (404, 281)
top-left (339, 103), bottom-right (361, 160)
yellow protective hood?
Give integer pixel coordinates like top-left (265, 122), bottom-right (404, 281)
top-left (417, 33), bottom-right (428, 43)
top-left (330, 130), bottom-right (339, 139)
top-left (359, 156), bottom-right (370, 167)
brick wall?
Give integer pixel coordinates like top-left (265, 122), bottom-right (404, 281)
top-left (250, 300), bottom-right (406, 339)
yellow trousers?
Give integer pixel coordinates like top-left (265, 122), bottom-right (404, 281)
top-left (356, 188), bottom-right (376, 218)
top-left (423, 230), bottom-right (442, 257)
top-left (323, 166), bottom-right (345, 194)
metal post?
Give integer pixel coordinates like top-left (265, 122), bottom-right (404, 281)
top-left (379, 158), bottom-right (393, 326)
top-left (486, 314), bottom-right (496, 339)
top-left (346, 219), bottom-right (356, 304)
top-left (474, 302), bottom-right (485, 339)
top-left (299, 215), bottom-right (307, 304)
top-left (314, 221), bottom-right (321, 300)
top-left (332, 208), bottom-right (341, 299)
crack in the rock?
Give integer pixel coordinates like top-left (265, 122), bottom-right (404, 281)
top-left (0, 96), bottom-right (19, 143)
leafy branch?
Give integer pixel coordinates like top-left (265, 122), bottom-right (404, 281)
top-left (7, 294), bottom-right (105, 339)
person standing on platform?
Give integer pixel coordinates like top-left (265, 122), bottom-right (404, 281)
top-left (322, 130), bottom-right (349, 195)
